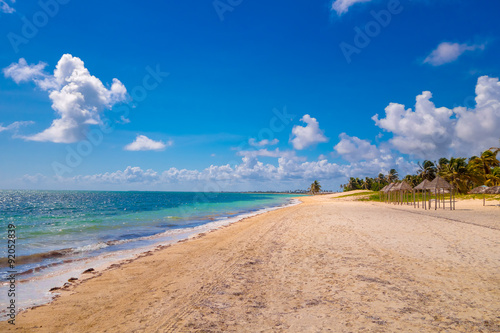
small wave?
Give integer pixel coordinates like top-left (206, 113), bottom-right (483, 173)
top-left (0, 241), bottom-right (115, 268)
top-left (0, 248), bottom-right (73, 268)
top-left (72, 242), bottom-right (110, 254)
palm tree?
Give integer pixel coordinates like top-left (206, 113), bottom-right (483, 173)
top-left (437, 157), bottom-right (450, 173)
top-left (418, 160), bottom-right (437, 181)
top-left (309, 180), bottom-right (322, 195)
top-left (346, 177), bottom-right (358, 191)
top-left (469, 149), bottom-right (500, 176)
top-left (362, 177), bottom-right (372, 190)
top-left (377, 173), bottom-right (386, 184)
top-left (489, 140), bottom-right (500, 155)
top-left (386, 169), bottom-right (399, 183)
top-left (404, 174), bottom-right (421, 187)
top-left (485, 167), bottom-right (500, 186)
top-left (439, 157), bottom-right (480, 193)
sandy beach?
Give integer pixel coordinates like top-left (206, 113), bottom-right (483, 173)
top-left (3, 193), bottom-right (499, 332)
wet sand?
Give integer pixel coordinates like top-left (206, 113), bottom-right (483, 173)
top-left (2, 193), bottom-right (499, 332)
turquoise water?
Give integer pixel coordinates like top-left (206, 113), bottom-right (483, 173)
top-left (0, 191), bottom-right (297, 283)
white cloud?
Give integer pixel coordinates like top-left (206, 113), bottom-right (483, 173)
top-left (290, 114), bottom-right (328, 150)
top-left (372, 91), bottom-right (454, 159)
top-left (331, 0), bottom-right (372, 15)
top-left (248, 138), bottom-right (279, 147)
top-left (424, 42), bottom-right (486, 66)
top-left (21, 173), bottom-right (48, 184)
top-left (63, 158), bottom-right (342, 186)
top-left (0, 0), bottom-right (15, 13)
top-left (3, 54), bottom-right (128, 143)
top-left (454, 76), bottom-right (500, 155)
top-left (0, 121), bottom-right (34, 133)
top-left (124, 135), bottom-right (172, 151)
top-left (334, 133), bottom-right (381, 162)
top-left (372, 75), bottom-right (500, 159)
top-left (75, 166), bottom-right (160, 184)
top-left (3, 58), bottom-right (47, 83)
top-left (237, 148), bottom-right (304, 161)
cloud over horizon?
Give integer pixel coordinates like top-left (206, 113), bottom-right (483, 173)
top-left (25, 151), bottom-right (418, 190)
top-left (3, 54), bottom-right (127, 143)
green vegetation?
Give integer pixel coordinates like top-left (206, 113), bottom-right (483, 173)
top-left (309, 180), bottom-right (322, 195)
top-left (340, 146), bottom-right (500, 194)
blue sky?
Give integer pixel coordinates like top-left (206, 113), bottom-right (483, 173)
top-left (1, 0), bottom-right (499, 191)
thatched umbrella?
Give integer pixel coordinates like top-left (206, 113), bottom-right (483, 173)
top-left (414, 179), bottom-right (432, 209)
top-left (470, 185), bottom-right (489, 194)
top-left (380, 184), bottom-right (388, 202)
top-left (425, 176), bottom-right (455, 210)
top-left (484, 186), bottom-right (500, 194)
top-left (391, 181), bottom-right (413, 205)
top-left (470, 185), bottom-right (489, 206)
top-left (382, 183), bottom-right (395, 204)
top-left (484, 186), bottom-right (500, 207)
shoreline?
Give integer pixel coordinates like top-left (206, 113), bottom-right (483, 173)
top-left (2, 194), bottom-right (499, 332)
top-left (0, 196), bottom-right (303, 317)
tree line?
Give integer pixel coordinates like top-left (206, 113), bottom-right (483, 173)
top-left (341, 146), bottom-right (500, 194)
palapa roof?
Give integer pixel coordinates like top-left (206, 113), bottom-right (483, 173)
top-left (425, 175), bottom-right (453, 190)
top-left (469, 185), bottom-right (489, 194)
top-left (391, 181), bottom-right (413, 191)
top-left (414, 179), bottom-right (431, 190)
top-left (484, 186), bottom-right (500, 194)
top-left (382, 183), bottom-right (395, 193)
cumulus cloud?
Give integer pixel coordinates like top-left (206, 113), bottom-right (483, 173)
top-left (290, 114), bottom-right (328, 150)
top-left (248, 138), bottom-right (279, 147)
top-left (454, 76), bottom-right (500, 155)
top-left (0, 0), bottom-right (15, 13)
top-left (331, 0), bottom-right (372, 15)
top-left (372, 75), bottom-right (500, 159)
top-left (372, 91), bottom-right (454, 159)
top-left (124, 135), bottom-right (172, 151)
top-left (424, 42), bottom-right (486, 66)
top-left (334, 133), bottom-right (381, 162)
top-left (3, 58), bottom-right (47, 83)
top-left (3, 54), bottom-right (127, 143)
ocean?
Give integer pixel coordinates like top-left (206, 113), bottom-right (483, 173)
top-left (0, 190), bottom-right (299, 314)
